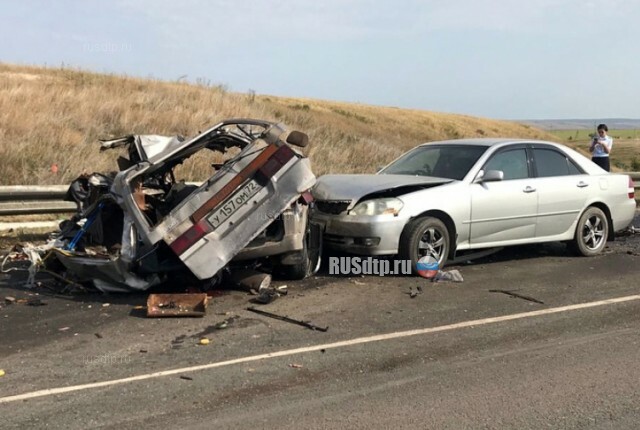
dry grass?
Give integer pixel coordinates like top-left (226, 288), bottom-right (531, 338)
top-left (0, 63), bottom-right (557, 185)
top-left (549, 130), bottom-right (640, 172)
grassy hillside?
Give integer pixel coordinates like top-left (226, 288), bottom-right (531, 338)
top-left (0, 63), bottom-right (557, 185)
top-left (549, 129), bottom-right (640, 171)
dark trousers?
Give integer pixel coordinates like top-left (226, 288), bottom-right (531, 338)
top-left (592, 156), bottom-right (610, 172)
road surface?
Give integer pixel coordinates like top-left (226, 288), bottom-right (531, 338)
top-left (1, 229), bottom-right (640, 429)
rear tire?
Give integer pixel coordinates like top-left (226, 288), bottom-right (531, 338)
top-left (399, 216), bottom-right (450, 273)
top-left (278, 225), bottom-right (322, 280)
top-left (570, 206), bottom-right (609, 256)
top-left (279, 249), bottom-right (312, 280)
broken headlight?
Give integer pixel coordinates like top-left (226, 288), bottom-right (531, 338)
top-left (349, 198), bottom-right (403, 216)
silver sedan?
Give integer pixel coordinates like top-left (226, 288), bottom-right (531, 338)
top-left (311, 139), bottom-right (636, 271)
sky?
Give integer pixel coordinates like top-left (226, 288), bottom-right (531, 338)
top-left (0, 0), bottom-right (638, 120)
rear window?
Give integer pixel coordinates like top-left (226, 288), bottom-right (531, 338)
top-left (534, 148), bottom-right (582, 177)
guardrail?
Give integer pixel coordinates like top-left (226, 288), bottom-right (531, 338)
top-left (1, 173), bottom-right (639, 217)
top-left (0, 185), bottom-right (76, 216)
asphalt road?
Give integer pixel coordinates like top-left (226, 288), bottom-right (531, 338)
top-left (1, 227), bottom-right (640, 429)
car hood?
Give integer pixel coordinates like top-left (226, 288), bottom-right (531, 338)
top-left (312, 174), bottom-right (451, 203)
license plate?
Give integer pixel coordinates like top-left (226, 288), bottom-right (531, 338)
top-left (207, 180), bottom-right (261, 229)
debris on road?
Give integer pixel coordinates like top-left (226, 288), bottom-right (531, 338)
top-left (253, 285), bottom-right (287, 304)
top-left (231, 270), bottom-right (272, 293)
top-left (433, 269), bottom-right (464, 283)
top-left (407, 286), bottom-right (422, 298)
top-left (25, 298), bottom-right (46, 306)
top-left (198, 338), bottom-right (210, 345)
top-left (288, 363), bottom-right (303, 369)
top-left (146, 293), bottom-right (208, 317)
top-left (171, 337), bottom-right (185, 349)
top-left (247, 307), bottom-right (328, 332)
top-left (230, 269), bottom-right (289, 304)
top-left (209, 315), bottom-right (239, 331)
top-left (489, 289), bottom-right (545, 305)
top-left (179, 375), bottom-right (193, 381)
top-left (619, 225), bottom-right (638, 236)
top-left (0, 369), bottom-right (5, 377)
top-left (4, 296), bottom-right (16, 304)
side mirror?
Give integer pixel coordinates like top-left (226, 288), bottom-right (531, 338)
top-left (286, 131), bottom-right (309, 148)
top-left (475, 169), bottom-right (504, 183)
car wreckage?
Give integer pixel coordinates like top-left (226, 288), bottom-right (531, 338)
top-left (48, 119), bottom-right (321, 293)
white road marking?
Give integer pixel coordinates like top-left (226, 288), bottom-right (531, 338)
top-left (1, 293), bottom-right (639, 404)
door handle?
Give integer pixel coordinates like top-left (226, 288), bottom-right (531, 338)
top-left (577, 181), bottom-right (589, 188)
top-left (523, 186), bottom-right (536, 193)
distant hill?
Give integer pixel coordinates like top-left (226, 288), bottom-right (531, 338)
top-left (518, 119), bottom-right (640, 131)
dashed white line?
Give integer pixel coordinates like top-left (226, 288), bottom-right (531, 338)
top-left (2, 293), bottom-right (639, 404)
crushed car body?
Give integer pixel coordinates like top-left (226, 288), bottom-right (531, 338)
top-left (50, 119), bottom-right (318, 292)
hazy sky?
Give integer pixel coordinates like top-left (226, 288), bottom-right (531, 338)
top-left (1, 0), bottom-right (638, 119)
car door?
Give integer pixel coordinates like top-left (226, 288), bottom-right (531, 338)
top-left (469, 147), bottom-right (538, 245)
top-left (531, 146), bottom-right (591, 238)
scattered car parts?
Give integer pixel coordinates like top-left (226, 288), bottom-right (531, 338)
top-left (147, 293), bottom-right (208, 317)
top-left (246, 307), bottom-right (329, 332)
top-left (489, 289), bottom-right (545, 304)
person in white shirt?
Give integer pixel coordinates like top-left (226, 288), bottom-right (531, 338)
top-left (589, 123), bottom-right (613, 171)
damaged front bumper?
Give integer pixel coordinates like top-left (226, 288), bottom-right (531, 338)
top-left (311, 210), bottom-right (408, 255)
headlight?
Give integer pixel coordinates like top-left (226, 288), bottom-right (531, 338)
top-left (350, 198), bottom-right (403, 216)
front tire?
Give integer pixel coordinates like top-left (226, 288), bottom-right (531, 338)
top-left (571, 206), bottom-right (609, 256)
top-left (399, 216), bottom-right (450, 273)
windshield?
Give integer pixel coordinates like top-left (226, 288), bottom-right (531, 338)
top-left (379, 144), bottom-right (488, 180)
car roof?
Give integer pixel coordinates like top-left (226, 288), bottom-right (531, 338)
top-left (418, 138), bottom-right (546, 147)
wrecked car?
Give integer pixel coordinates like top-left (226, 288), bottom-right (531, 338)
top-left (53, 119), bottom-right (320, 292)
top-left (312, 138), bottom-right (636, 272)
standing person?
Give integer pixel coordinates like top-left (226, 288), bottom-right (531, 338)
top-left (589, 123), bottom-right (613, 171)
